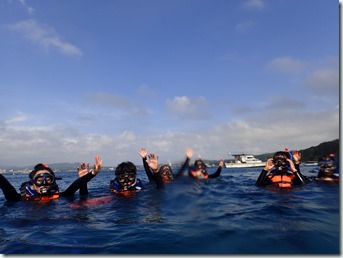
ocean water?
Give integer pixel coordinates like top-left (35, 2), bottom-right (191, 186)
top-left (0, 166), bottom-right (339, 255)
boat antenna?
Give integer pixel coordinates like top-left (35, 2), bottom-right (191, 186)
top-left (240, 144), bottom-right (246, 154)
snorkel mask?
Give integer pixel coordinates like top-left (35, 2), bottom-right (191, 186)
top-left (117, 172), bottom-right (136, 188)
top-left (159, 165), bottom-right (174, 183)
top-left (272, 152), bottom-right (290, 173)
top-left (318, 157), bottom-right (336, 175)
top-left (195, 160), bottom-right (207, 174)
top-left (30, 164), bottom-right (57, 194)
top-left (115, 162), bottom-right (137, 190)
top-left (32, 173), bottom-right (56, 187)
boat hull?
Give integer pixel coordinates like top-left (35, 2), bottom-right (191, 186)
top-left (225, 162), bottom-right (266, 168)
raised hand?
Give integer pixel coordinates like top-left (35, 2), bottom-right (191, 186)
top-left (138, 148), bottom-right (148, 158)
top-left (146, 153), bottom-right (159, 172)
top-left (218, 159), bottom-right (224, 168)
top-left (287, 159), bottom-right (297, 173)
top-left (264, 158), bottom-right (274, 171)
top-left (186, 147), bottom-right (194, 159)
top-left (92, 154), bottom-right (103, 175)
top-left (292, 150), bottom-right (301, 164)
top-left (77, 162), bottom-right (89, 178)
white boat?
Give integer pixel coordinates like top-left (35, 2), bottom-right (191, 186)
top-left (303, 161), bottom-right (318, 166)
top-left (225, 154), bottom-right (266, 168)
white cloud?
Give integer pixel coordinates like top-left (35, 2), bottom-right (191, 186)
top-left (136, 84), bottom-right (157, 98)
top-left (86, 92), bottom-right (131, 108)
top-left (235, 21), bottom-right (255, 33)
top-left (304, 68), bottom-right (339, 93)
top-left (242, 0), bottom-right (266, 11)
top-left (166, 96), bottom-right (209, 120)
top-left (19, 0), bottom-right (34, 15)
top-left (266, 57), bottom-right (309, 74)
top-left (4, 19), bottom-right (83, 57)
top-left (0, 104), bottom-right (338, 168)
top-left (5, 111), bottom-right (28, 124)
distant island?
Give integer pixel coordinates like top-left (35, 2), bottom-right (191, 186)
top-left (200, 138), bottom-right (339, 167)
top-left (254, 138), bottom-right (339, 163)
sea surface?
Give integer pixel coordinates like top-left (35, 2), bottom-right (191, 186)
top-left (0, 165), bottom-right (340, 255)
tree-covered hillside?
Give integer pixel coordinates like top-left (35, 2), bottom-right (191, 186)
top-left (255, 139), bottom-right (339, 162)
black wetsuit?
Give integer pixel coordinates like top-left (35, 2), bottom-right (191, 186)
top-left (142, 156), bottom-right (191, 189)
top-left (255, 163), bottom-right (307, 187)
top-left (0, 172), bottom-right (96, 202)
top-left (187, 165), bottom-right (223, 179)
top-left (206, 166), bottom-right (223, 178)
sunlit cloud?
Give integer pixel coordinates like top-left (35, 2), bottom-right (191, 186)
top-left (4, 19), bottom-right (83, 57)
top-left (304, 68), bottom-right (339, 93)
top-left (136, 83), bottom-right (157, 98)
top-left (86, 92), bottom-right (132, 108)
top-left (266, 56), bottom-right (309, 74)
top-left (19, 0), bottom-right (34, 15)
top-left (0, 106), bottom-right (338, 167)
top-left (242, 0), bottom-right (266, 11)
top-left (5, 111), bottom-right (29, 124)
top-left (166, 96), bottom-right (210, 120)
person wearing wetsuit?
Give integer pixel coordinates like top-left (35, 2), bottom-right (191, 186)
top-left (255, 151), bottom-right (307, 188)
top-left (315, 155), bottom-right (339, 182)
top-left (138, 147), bottom-right (194, 189)
top-left (188, 158), bottom-right (224, 179)
top-left (109, 161), bottom-right (143, 196)
top-left (0, 161), bottom-right (102, 202)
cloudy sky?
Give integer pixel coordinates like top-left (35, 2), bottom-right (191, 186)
top-left (0, 0), bottom-right (339, 167)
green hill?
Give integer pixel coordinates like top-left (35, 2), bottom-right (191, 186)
top-left (255, 139), bottom-right (339, 162)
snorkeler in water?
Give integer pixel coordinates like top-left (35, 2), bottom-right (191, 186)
top-left (138, 147), bottom-right (194, 189)
top-left (0, 155), bottom-right (102, 202)
top-left (314, 154), bottom-right (339, 182)
top-left (109, 161), bottom-right (144, 195)
top-left (255, 150), bottom-right (307, 188)
top-left (187, 156), bottom-right (224, 180)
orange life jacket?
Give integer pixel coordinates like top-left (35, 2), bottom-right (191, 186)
top-left (190, 170), bottom-right (209, 179)
top-left (110, 189), bottom-right (139, 197)
top-left (268, 173), bottom-right (295, 188)
top-left (27, 191), bottom-right (60, 202)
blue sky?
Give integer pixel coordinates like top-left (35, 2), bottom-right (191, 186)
top-left (0, 0), bottom-right (339, 167)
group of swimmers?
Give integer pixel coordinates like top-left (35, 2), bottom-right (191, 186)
top-left (0, 147), bottom-right (339, 202)
top-left (256, 150), bottom-right (339, 188)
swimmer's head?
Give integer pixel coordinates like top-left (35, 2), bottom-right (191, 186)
top-left (188, 159), bottom-right (208, 179)
top-left (115, 161), bottom-right (137, 190)
top-left (29, 164), bottom-right (56, 193)
top-left (318, 155), bottom-right (336, 176)
top-left (159, 165), bottom-right (174, 183)
top-left (272, 151), bottom-right (290, 173)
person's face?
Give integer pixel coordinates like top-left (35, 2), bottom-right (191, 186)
top-left (195, 162), bottom-right (206, 174)
top-left (117, 172), bottom-right (136, 190)
top-left (319, 160), bottom-right (335, 176)
top-left (273, 155), bottom-right (289, 172)
top-left (160, 166), bottom-right (173, 183)
top-left (31, 170), bottom-right (55, 193)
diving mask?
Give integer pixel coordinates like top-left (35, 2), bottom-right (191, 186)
top-left (32, 173), bottom-right (56, 186)
top-left (117, 172), bottom-right (136, 183)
